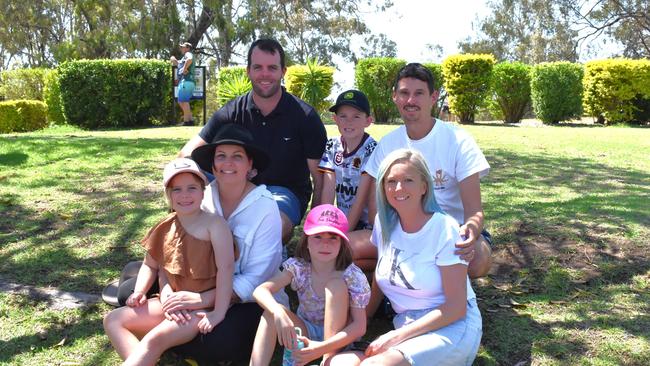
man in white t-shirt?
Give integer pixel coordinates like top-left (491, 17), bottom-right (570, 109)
top-left (365, 63), bottom-right (492, 278)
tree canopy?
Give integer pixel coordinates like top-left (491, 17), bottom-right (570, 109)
top-left (0, 0), bottom-right (393, 70)
top-left (567, 0), bottom-right (650, 58)
top-left (458, 0), bottom-right (579, 63)
top-left (459, 0), bottom-right (650, 63)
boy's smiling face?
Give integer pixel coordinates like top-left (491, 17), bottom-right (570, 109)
top-left (334, 105), bottom-right (372, 143)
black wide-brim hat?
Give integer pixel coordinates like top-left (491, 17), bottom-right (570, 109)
top-left (191, 123), bottom-right (270, 173)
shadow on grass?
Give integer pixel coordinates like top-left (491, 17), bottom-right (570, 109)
top-left (0, 135), bottom-right (181, 294)
top-left (477, 251), bottom-right (650, 365)
top-left (2, 134), bottom-right (649, 365)
top-left (472, 148), bottom-right (650, 364)
top-left (0, 151), bottom-right (29, 166)
top-left (0, 295), bottom-right (108, 364)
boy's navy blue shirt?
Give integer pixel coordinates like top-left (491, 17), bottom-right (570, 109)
top-left (199, 87), bottom-right (327, 216)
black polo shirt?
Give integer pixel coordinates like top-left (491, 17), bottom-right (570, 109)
top-left (199, 88), bottom-right (327, 217)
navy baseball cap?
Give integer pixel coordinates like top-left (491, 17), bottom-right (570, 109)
top-left (329, 89), bottom-right (371, 115)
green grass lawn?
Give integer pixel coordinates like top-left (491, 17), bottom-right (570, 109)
top-left (1, 122), bottom-right (649, 365)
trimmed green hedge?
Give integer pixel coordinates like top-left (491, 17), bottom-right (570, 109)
top-left (531, 62), bottom-right (584, 124)
top-left (583, 59), bottom-right (650, 124)
top-left (0, 68), bottom-right (48, 101)
top-left (286, 59), bottom-right (334, 113)
top-left (356, 58), bottom-right (406, 123)
top-left (0, 100), bottom-right (48, 133)
top-left (490, 62), bottom-right (532, 123)
top-left (423, 63), bottom-right (445, 118)
top-left (442, 54), bottom-right (495, 123)
top-left (58, 59), bottom-right (171, 129)
top-left (43, 69), bottom-right (65, 125)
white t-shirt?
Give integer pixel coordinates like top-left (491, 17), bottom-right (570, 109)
top-left (371, 213), bottom-right (476, 313)
top-left (365, 120), bottom-right (490, 225)
top-left (177, 51), bottom-right (193, 80)
top-left (319, 133), bottom-right (377, 228)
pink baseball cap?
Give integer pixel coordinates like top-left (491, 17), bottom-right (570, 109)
top-left (303, 204), bottom-right (349, 243)
top-left (163, 158), bottom-right (208, 188)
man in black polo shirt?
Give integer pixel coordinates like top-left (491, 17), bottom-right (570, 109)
top-left (179, 38), bottom-right (327, 243)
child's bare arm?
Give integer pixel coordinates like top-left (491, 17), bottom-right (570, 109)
top-left (126, 253), bottom-right (158, 307)
top-left (253, 270), bottom-right (292, 314)
top-left (197, 215), bottom-right (234, 333)
top-left (321, 171), bottom-right (336, 205)
top-left (295, 307), bottom-right (367, 364)
top-left (347, 173), bottom-right (372, 230)
top-left (253, 270), bottom-right (297, 347)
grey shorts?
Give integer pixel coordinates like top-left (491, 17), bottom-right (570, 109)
top-left (391, 298), bottom-right (482, 366)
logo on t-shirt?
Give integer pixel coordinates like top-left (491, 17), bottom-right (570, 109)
top-left (336, 177), bottom-right (357, 203)
top-left (334, 152), bottom-right (344, 165)
top-left (352, 157), bottom-right (362, 169)
top-left (364, 141), bottom-right (377, 158)
top-left (325, 139), bottom-right (335, 152)
top-left (433, 169), bottom-right (448, 190)
top-left (378, 247), bottom-right (417, 290)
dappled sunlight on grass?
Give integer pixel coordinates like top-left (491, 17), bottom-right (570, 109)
top-left (1, 123), bottom-right (649, 365)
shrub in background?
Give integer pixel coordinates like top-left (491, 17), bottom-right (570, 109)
top-left (285, 59), bottom-right (334, 113)
top-left (583, 59), bottom-right (650, 124)
top-left (442, 54), bottom-right (495, 123)
top-left (490, 62), bottom-right (532, 123)
top-left (355, 58), bottom-right (406, 123)
top-left (423, 63), bottom-right (445, 118)
top-left (58, 59), bottom-right (170, 129)
top-left (215, 66), bottom-right (251, 108)
top-left (0, 100), bottom-right (48, 133)
top-left (0, 68), bottom-right (48, 101)
top-left (43, 69), bottom-right (66, 125)
top-left (530, 62), bottom-right (584, 124)
top-left (631, 95), bottom-right (650, 123)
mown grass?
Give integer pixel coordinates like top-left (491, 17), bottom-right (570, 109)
top-left (1, 122), bottom-right (649, 365)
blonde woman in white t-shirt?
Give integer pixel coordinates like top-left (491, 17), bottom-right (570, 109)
top-left (333, 148), bottom-right (482, 366)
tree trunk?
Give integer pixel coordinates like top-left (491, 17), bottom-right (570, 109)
top-left (187, 5), bottom-right (215, 49)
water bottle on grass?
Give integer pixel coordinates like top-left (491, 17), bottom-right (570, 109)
top-left (282, 327), bottom-right (304, 366)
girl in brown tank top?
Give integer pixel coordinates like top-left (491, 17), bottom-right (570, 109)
top-left (103, 158), bottom-right (235, 366)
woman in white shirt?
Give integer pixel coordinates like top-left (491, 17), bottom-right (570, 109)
top-left (332, 148), bottom-right (481, 366)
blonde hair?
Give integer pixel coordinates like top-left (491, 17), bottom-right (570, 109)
top-left (375, 149), bottom-right (444, 249)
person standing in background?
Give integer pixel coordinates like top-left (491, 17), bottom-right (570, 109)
top-left (171, 42), bottom-right (196, 126)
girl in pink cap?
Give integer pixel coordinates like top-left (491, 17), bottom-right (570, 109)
top-left (250, 204), bottom-right (370, 366)
top-left (103, 158), bottom-right (236, 366)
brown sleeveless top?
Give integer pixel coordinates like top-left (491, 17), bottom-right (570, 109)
top-left (141, 213), bottom-right (237, 293)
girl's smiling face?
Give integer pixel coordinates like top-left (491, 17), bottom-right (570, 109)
top-left (307, 232), bottom-right (342, 263)
top-left (168, 172), bottom-right (204, 214)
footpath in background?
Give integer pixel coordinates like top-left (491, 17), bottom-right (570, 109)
top-left (0, 278), bottom-right (100, 310)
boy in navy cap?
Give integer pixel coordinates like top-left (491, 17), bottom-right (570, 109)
top-left (318, 89), bottom-right (377, 271)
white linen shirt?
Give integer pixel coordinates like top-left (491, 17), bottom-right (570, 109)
top-left (202, 182), bottom-right (286, 303)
